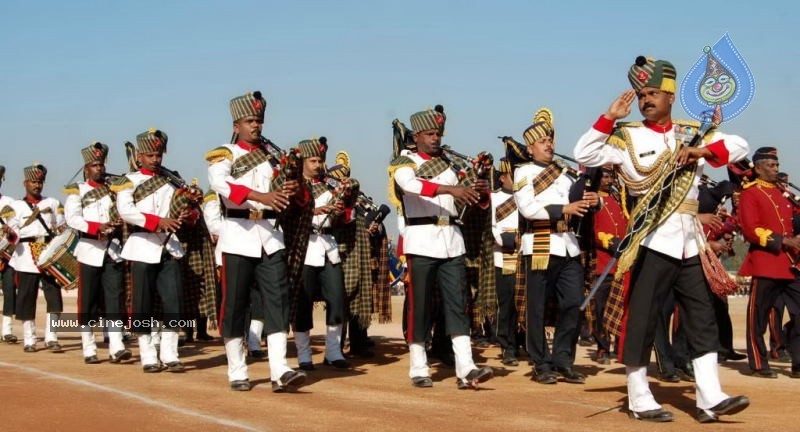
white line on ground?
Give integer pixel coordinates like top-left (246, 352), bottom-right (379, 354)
top-left (0, 361), bottom-right (266, 432)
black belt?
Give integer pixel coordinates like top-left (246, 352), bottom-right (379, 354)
top-left (315, 227), bottom-right (334, 235)
top-left (19, 236), bottom-right (53, 243)
top-left (406, 216), bottom-right (455, 226)
top-left (80, 232), bottom-right (100, 240)
top-left (224, 208), bottom-right (278, 220)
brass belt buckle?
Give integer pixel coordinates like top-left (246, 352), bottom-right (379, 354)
top-left (248, 209), bottom-right (262, 220)
top-left (436, 215), bottom-right (450, 226)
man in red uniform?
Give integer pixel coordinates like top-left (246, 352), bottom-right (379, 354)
top-left (592, 166), bottom-right (626, 364)
top-left (738, 147), bottom-right (800, 378)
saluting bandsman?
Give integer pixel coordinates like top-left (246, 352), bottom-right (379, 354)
top-left (1, 164), bottom-right (64, 353)
top-left (388, 107), bottom-right (493, 389)
top-left (206, 91), bottom-right (307, 392)
top-left (64, 142), bottom-right (131, 364)
top-left (574, 56), bottom-right (749, 422)
top-left (293, 138), bottom-right (350, 370)
top-left (0, 165), bottom-right (18, 344)
top-left (738, 147), bottom-right (800, 379)
top-left (513, 108), bottom-right (597, 385)
top-left (113, 129), bottom-right (186, 373)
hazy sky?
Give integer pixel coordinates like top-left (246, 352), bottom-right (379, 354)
top-left (2, 1), bottom-right (797, 237)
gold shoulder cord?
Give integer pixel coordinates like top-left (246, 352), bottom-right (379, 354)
top-left (617, 126), bottom-right (675, 193)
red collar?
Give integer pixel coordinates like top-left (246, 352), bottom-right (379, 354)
top-left (237, 141), bottom-right (260, 152)
top-left (643, 120), bottom-right (673, 133)
top-left (417, 152), bottom-right (433, 160)
top-left (87, 179), bottom-right (103, 188)
top-left (25, 195), bottom-right (42, 204)
top-left (140, 168), bottom-right (156, 176)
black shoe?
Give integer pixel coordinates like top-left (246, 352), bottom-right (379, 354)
top-left (143, 363), bottom-right (162, 373)
top-left (230, 379), bottom-right (251, 391)
top-left (627, 408), bottom-right (674, 422)
top-left (411, 376), bottom-right (433, 388)
top-left (578, 336), bottom-right (595, 347)
top-left (196, 333), bottom-right (214, 342)
top-left (725, 351), bottom-right (747, 361)
top-left (323, 358), bottom-right (350, 369)
top-left (272, 370), bottom-right (307, 393)
top-left (23, 345), bottom-right (36, 353)
top-left (708, 395), bottom-right (750, 417)
top-left (792, 368), bottom-right (800, 379)
top-left (658, 372), bottom-right (681, 383)
top-left (46, 341), bottom-right (63, 353)
top-left (84, 355), bottom-right (100, 364)
top-left (676, 364), bottom-right (695, 382)
top-left (534, 369), bottom-right (558, 385)
top-left (178, 336), bottom-right (187, 347)
top-left (696, 409), bottom-right (717, 423)
top-left (772, 350), bottom-right (792, 363)
top-left (554, 367), bottom-right (585, 384)
top-left (165, 361), bottom-right (185, 372)
top-left (752, 368), bottom-right (778, 378)
top-left (457, 366), bottom-right (493, 389)
top-left (298, 362), bottom-right (315, 371)
top-left (109, 349), bottom-right (133, 363)
top-left (349, 347), bottom-right (375, 358)
top-left (501, 350), bottom-right (519, 366)
top-left (3, 334), bottom-right (18, 344)
top-left (596, 351), bottom-right (611, 365)
top-left (248, 349), bottom-right (267, 359)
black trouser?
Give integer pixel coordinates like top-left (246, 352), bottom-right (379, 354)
top-left (345, 314), bottom-right (369, 353)
top-left (525, 254), bottom-right (583, 372)
top-left (592, 273), bottom-right (613, 355)
top-left (653, 290), bottom-right (690, 375)
top-left (712, 293), bottom-right (736, 356)
top-left (220, 250), bottom-right (288, 338)
top-left (768, 294), bottom-right (787, 354)
top-left (130, 256), bottom-right (182, 334)
top-left (15, 271), bottom-right (62, 321)
top-left (2, 266), bottom-right (15, 316)
top-left (405, 254), bottom-right (471, 344)
top-left (494, 268), bottom-right (518, 354)
top-left (77, 257), bottom-right (125, 326)
top-left (746, 277), bottom-right (800, 371)
top-left (621, 248), bottom-right (718, 367)
top-left (295, 260), bottom-right (346, 332)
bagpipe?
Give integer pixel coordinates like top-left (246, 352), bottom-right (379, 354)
top-left (259, 136), bottom-right (303, 183)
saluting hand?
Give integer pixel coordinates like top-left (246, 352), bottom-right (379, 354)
top-left (605, 90), bottom-right (636, 121)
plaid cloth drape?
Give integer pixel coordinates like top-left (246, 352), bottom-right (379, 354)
top-left (336, 213), bottom-right (375, 327)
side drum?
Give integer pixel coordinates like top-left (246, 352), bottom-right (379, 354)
top-left (36, 229), bottom-right (79, 290)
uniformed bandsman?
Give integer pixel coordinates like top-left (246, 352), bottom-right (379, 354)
top-left (574, 56), bottom-right (749, 422)
top-left (113, 129), bottom-right (186, 373)
top-left (738, 147), bottom-right (800, 379)
top-left (206, 91), bottom-right (307, 392)
top-left (0, 165), bottom-right (18, 343)
top-left (389, 107), bottom-right (493, 389)
top-left (2, 164), bottom-right (64, 352)
top-left (64, 142), bottom-right (131, 364)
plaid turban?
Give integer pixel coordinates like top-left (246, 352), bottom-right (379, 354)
top-left (523, 107), bottom-right (555, 146)
top-left (410, 108), bottom-right (446, 134)
top-left (297, 137), bottom-right (328, 159)
top-left (752, 147), bottom-right (778, 162)
top-left (24, 163), bottom-right (47, 182)
top-left (230, 91), bottom-right (267, 122)
top-left (136, 128), bottom-right (168, 154)
top-left (498, 157), bottom-right (512, 174)
top-left (81, 142), bottom-right (109, 165)
top-left (0, 165), bottom-right (5, 181)
top-left (327, 150), bottom-right (351, 179)
top-left (628, 56), bottom-right (677, 93)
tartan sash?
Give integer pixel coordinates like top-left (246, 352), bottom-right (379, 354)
top-left (415, 157), bottom-right (452, 180)
top-left (230, 146), bottom-right (274, 180)
top-left (527, 162), bottom-right (564, 271)
top-left (82, 185), bottom-right (119, 221)
top-left (494, 195), bottom-right (517, 222)
top-left (311, 182), bottom-right (329, 200)
top-left (133, 176), bottom-right (170, 203)
top-left (531, 162), bottom-right (564, 194)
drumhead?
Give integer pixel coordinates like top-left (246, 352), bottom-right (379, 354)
top-left (36, 229), bottom-right (77, 266)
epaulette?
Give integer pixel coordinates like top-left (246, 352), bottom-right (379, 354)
top-left (109, 176), bottom-right (134, 192)
top-left (203, 189), bottom-right (218, 203)
top-left (673, 119), bottom-right (702, 128)
top-left (513, 177), bottom-right (527, 192)
top-left (606, 127), bottom-right (630, 150)
top-left (742, 180), bottom-right (758, 190)
top-left (0, 205), bottom-right (15, 219)
top-left (62, 183), bottom-right (79, 195)
top-left (387, 155), bottom-right (417, 209)
top-left (57, 204), bottom-right (64, 215)
top-left (205, 146), bottom-right (233, 164)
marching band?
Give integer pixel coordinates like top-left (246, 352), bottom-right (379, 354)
top-left (7, 54), bottom-right (800, 425)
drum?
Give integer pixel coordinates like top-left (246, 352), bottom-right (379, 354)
top-left (36, 229), bottom-right (79, 290)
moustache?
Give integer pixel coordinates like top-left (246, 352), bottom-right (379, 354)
top-left (643, 103), bottom-right (655, 110)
